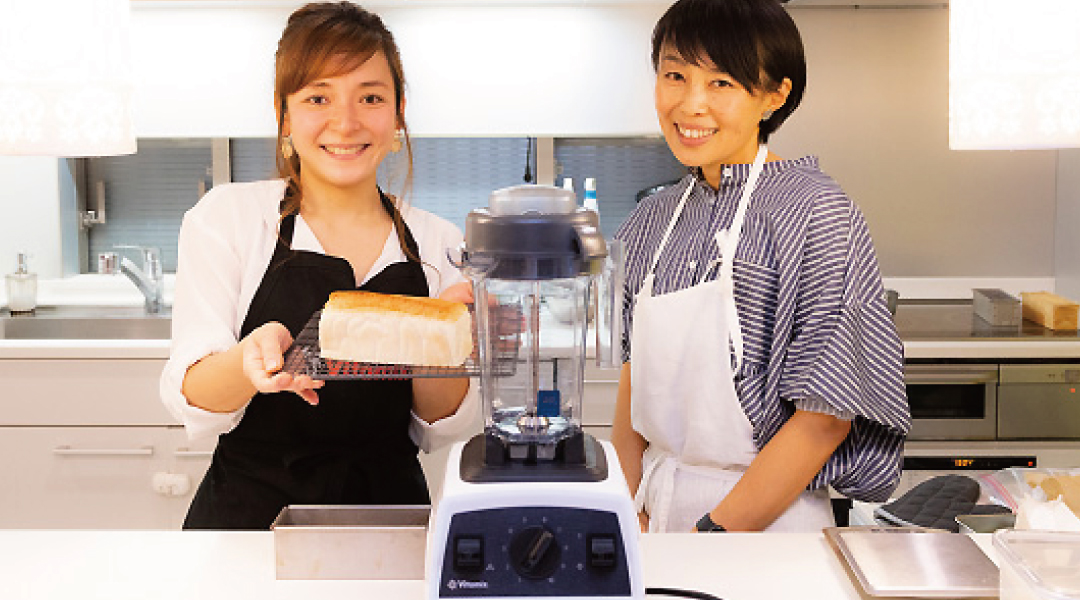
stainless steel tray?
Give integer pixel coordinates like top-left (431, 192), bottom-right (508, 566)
top-left (824, 526), bottom-right (999, 598)
top-left (283, 309), bottom-right (519, 380)
top-left (956, 513), bottom-right (1016, 534)
top-left (271, 505), bottom-right (429, 580)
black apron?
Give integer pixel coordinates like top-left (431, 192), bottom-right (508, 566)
top-left (184, 192), bottom-right (431, 530)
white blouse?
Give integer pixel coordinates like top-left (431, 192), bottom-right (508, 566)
top-left (159, 179), bottom-right (479, 449)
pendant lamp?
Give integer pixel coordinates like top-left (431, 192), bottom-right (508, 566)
top-left (950, 0), bottom-right (1080, 150)
top-left (0, 0), bottom-right (137, 156)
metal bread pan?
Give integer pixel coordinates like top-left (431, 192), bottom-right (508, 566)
top-left (272, 505), bottom-right (430, 580)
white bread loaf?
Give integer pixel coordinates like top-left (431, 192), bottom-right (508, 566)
top-left (1021, 291), bottom-right (1079, 330)
top-left (319, 291), bottom-right (473, 367)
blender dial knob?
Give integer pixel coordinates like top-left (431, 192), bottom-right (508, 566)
top-left (509, 526), bottom-right (561, 579)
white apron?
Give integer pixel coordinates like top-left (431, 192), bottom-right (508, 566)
top-left (630, 145), bottom-right (834, 533)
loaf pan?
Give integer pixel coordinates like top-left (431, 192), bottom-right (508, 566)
top-left (271, 504), bottom-right (429, 580)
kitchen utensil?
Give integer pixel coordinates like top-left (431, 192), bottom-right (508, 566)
top-left (973, 288), bottom-right (1021, 327)
top-left (825, 526), bottom-right (1000, 598)
top-left (271, 505), bottom-right (429, 580)
top-left (956, 513), bottom-right (1016, 534)
top-left (428, 184), bottom-right (641, 600)
top-left (281, 308), bottom-right (518, 380)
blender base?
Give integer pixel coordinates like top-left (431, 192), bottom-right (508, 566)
top-left (461, 432), bottom-right (607, 483)
top-left (427, 434), bottom-right (644, 600)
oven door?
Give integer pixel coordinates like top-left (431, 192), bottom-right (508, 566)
top-left (998, 364), bottom-right (1080, 439)
top-left (906, 364), bottom-right (997, 440)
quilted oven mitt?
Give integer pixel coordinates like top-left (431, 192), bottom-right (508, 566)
top-left (873, 474), bottom-right (1011, 532)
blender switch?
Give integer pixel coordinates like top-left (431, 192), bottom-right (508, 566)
top-left (454, 536), bottom-right (484, 572)
top-left (588, 535), bottom-right (617, 569)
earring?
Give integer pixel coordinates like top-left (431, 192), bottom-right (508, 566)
top-left (761, 110), bottom-right (775, 122)
top-left (281, 135), bottom-right (294, 159)
top-left (391, 130), bottom-right (403, 153)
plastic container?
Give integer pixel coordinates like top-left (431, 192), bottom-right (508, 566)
top-left (994, 529), bottom-right (1080, 600)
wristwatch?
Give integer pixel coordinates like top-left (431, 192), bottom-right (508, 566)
top-left (695, 512), bottom-right (727, 532)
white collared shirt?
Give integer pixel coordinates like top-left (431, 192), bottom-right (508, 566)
top-left (160, 179), bottom-right (478, 449)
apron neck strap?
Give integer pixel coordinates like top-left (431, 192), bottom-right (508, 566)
top-left (646, 180), bottom-right (697, 277)
top-left (647, 145), bottom-right (769, 278)
top-left (718, 144), bottom-right (768, 276)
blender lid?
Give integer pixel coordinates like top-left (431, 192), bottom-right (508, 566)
top-left (488, 184), bottom-right (577, 216)
top-left (463, 184), bottom-right (607, 280)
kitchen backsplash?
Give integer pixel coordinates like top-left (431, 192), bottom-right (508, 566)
top-left (83, 137), bottom-right (686, 273)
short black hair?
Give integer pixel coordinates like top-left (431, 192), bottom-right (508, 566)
top-left (651, 0), bottom-right (806, 143)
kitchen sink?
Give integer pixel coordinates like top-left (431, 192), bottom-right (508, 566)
top-left (0, 306), bottom-right (171, 340)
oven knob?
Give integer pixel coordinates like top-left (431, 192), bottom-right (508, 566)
top-left (509, 526), bottom-right (561, 579)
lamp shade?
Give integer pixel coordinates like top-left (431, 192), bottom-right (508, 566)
top-left (950, 0), bottom-right (1080, 150)
top-left (0, 0), bottom-right (136, 156)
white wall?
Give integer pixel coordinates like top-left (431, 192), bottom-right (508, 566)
top-left (776, 7), bottom-right (1057, 278)
top-left (1055, 149), bottom-right (1080, 299)
top-left (0, 157), bottom-right (64, 278)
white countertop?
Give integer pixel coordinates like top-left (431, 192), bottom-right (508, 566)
top-left (0, 529), bottom-right (998, 600)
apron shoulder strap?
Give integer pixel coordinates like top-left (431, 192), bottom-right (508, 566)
top-left (379, 190), bottom-right (422, 262)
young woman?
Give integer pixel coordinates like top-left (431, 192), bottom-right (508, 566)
top-left (160, 2), bottom-right (476, 529)
top-left (611, 0), bottom-right (910, 533)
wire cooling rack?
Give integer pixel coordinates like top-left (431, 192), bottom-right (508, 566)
top-left (282, 309), bottom-right (518, 380)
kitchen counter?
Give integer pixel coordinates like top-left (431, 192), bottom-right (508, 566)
top-left (3, 284), bottom-right (1080, 361)
top-left (0, 275), bottom-right (172, 359)
top-left (897, 301), bottom-right (1080, 359)
top-left (0, 529), bottom-right (998, 600)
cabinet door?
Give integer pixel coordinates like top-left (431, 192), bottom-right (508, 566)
top-left (583, 364), bottom-right (620, 427)
top-left (0, 426), bottom-right (213, 529)
top-left (0, 359), bottom-right (172, 426)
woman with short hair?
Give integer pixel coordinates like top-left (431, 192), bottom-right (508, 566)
top-left (611, 0), bottom-right (910, 533)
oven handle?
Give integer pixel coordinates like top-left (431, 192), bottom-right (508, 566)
top-left (905, 371), bottom-right (998, 385)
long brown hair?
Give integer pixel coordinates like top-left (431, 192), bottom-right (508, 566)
top-left (273, 2), bottom-right (416, 257)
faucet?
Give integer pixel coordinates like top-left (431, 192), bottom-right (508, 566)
top-left (110, 245), bottom-right (165, 314)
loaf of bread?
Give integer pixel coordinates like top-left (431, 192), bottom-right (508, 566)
top-left (1021, 291), bottom-right (1079, 330)
top-left (319, 291), bottom-right (473, 367)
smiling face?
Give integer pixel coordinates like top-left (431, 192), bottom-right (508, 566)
top-left (282, 51), bottom-right (401, 196)
top-left (655, 46), bottom-right (790, 188)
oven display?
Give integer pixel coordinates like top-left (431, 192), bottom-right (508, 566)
top-left (903, 456), bottom-right (1037, 471)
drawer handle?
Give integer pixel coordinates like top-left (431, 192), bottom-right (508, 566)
top-left (174, 448), bottom-right (214, 458)
top-left (53, 445), bottom-right (154, 457)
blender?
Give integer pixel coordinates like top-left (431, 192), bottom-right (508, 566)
top-left (427, 185), bottom-right (643, 599)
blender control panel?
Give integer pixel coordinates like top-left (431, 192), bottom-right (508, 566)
top-left (437, 507), bottom-right (631, 597)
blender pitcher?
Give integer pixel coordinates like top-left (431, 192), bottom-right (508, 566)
top-left (458, 184), bottom-right (623, 467)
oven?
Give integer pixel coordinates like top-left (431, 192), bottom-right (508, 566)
top-left (997, 364), bottom-right (1080, 439)
top-left (906, 364), bottom-right (998, 440)
top-left (895, 362), bottom-right (1080, 497)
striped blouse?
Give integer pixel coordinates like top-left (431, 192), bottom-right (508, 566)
top-left (614, 156), bottom-right (911, 502)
